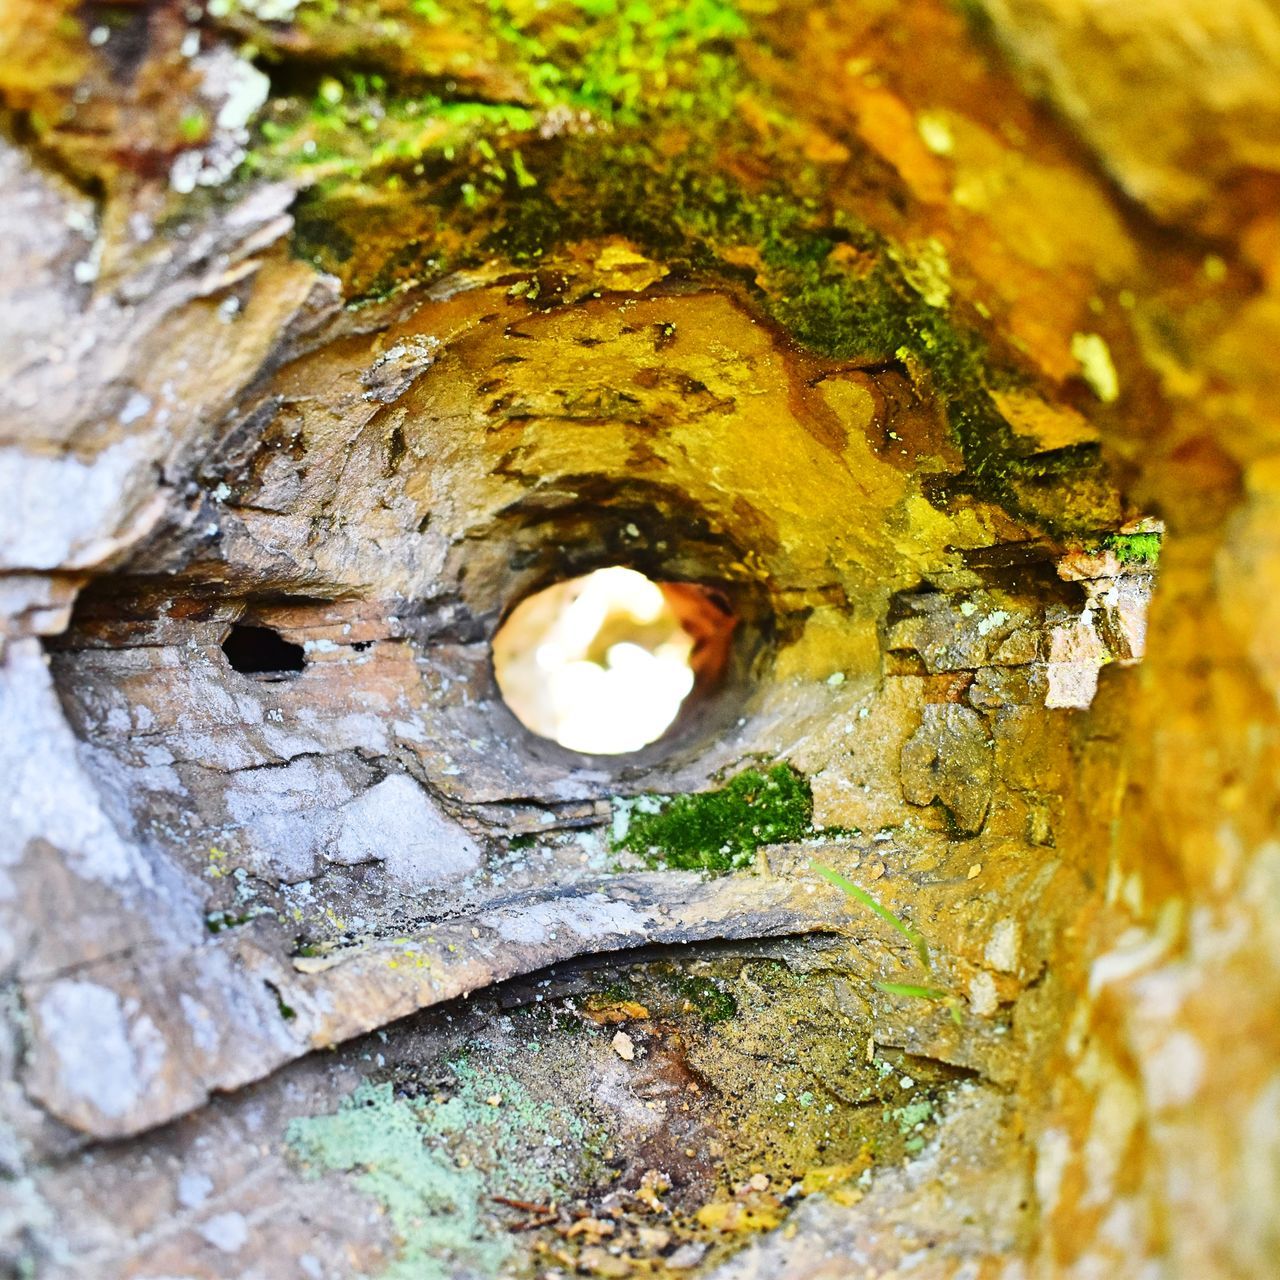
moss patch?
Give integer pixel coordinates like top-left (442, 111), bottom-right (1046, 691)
top-left (611, 763), bottom-right (813, 873)
top-left (1102, 530), bottom-right (1162, 567)
top-left (236, 0), bottom-right (1121, 533)
top-left (674, 973), bottom-right (739, 1023)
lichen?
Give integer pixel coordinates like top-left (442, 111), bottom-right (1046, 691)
top-left (611, 763), bottom-right (813, 873)
top-left (287, 1061), bottom-right (593, 1279)
top-left (886, 1095), bottom-right (938, 1154)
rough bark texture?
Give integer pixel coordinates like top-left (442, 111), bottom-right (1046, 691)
top-left (0, 1), bottom-right (1277, 1277)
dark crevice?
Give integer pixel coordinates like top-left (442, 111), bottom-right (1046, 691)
top-left (221, 623), bottom-right (305, 678)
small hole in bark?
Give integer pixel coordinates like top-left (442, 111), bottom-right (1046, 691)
top-left (493, 567), bottom-right (734, 755)
top-left (221, 624), bottom-right (305, 679)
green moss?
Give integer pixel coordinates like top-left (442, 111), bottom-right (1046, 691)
top-left (488, 0), bottom-right (747, 123)
top-left (288, 1062), bottom-right (592, 1280)
top-left (1102, 530), bottom-right (1162, 567)
top-left (179, 110), bottom-right (207, 142)
top-left (251, 0), bottom-right (745, 182)
top-left (250, 81), bottom-right (539, 185)
top-left (205, 904), bottom-right (275, 933)
top-left (244, 0), bottom-right (1119, 533)
top-left (295, 121), bottom-right (1089, 519)
top-left (204, 909), bottom-right (251, 933)
top-left (596, 977), bottom-right (641, 1004)
top-left (611, 763), bottom-right (813, 873)
top-left (675, 974), bottom-right (739, 1022)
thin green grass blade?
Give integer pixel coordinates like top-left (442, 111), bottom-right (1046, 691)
top-left (873, 982), bottom-right (964, 1027)
top-left (873, 981), bottom-right (950, 999)
top-left (811, 861), bottom-right (931, 968)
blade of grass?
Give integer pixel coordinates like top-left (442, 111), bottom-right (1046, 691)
top-left (873, 981), bottom-right (949, 999)
top-left (875, 981), bottom-right (964, 1028)
top-left (811, 861), bottom-right (931, 968)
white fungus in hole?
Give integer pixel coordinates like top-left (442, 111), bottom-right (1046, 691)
top-left (493, 566), bottom-right (701, 755)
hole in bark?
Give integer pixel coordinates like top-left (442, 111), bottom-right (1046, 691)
top-left (221, 624), bottom-right (305, 679)
top-left (492, 567), bottom-right (735, 755)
